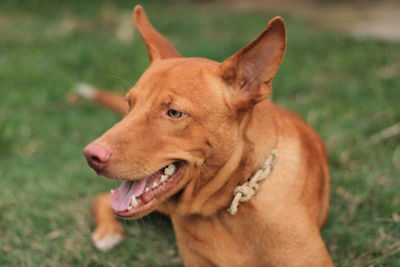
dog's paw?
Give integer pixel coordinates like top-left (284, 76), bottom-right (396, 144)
top-left (91, 223), bottom-right (125, 251)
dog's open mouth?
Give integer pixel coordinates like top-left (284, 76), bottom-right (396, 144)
top-left (111, 161), bottom-right (184, 217)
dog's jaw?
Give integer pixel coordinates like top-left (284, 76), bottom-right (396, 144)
top-left (110, 161), bottom-right (187, 219)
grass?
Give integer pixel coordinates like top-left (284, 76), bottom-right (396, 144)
top-left (0, 0), bottom-right (399, 266)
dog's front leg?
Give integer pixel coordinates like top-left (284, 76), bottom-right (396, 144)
top-left (91, 193), bottom-right (126, 251)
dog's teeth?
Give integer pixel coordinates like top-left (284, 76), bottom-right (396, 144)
top-left (152, 182), bottom-right (159, 188)
top-left (145, 187), bottom-right (150, 192)
top-left (164, 164), bottom-right (176, 176)
top-left (127, 204), bottom-right (133, 211)
top-left (131, 196), bottom-right (138, 208)
top-left (160, 175), bottom-right (168, 183)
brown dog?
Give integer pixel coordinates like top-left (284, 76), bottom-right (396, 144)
top-left (82, 5), bottom-right (333, 266)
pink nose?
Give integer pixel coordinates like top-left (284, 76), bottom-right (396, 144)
top-left (83, 143), bottom-right (110, 173)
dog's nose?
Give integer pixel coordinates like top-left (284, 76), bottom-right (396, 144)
top-left (83, 143), bottom-right (110, 173)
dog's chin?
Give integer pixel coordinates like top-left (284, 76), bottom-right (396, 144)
top-left (108, 161), bottom-right (187, 219)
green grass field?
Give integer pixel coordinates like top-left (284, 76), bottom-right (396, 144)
top-left (0, 0), bottom-right (399, 266)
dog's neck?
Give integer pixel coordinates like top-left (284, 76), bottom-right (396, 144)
top-left (163, 100), bottom-right (279, 217)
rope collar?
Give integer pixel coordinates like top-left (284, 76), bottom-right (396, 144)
top-left (227, 150), bottom-right (277, 215)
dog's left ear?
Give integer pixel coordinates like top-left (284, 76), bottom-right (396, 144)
top-left (133, 5), bottom-right (180, 63)
top-left (220, 17), bottom-right (286, 109)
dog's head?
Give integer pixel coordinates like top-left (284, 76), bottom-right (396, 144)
top-left (84, 6), bottom-right (286, 218)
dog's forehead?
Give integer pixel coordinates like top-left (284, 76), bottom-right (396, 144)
top-left (132, 58), bottom-right (225, 103)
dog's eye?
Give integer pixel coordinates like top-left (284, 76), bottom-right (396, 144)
top-left (166, 109), bottom-right (184, 119)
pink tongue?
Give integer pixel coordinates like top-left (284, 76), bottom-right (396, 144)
top-left (111, 179), bottom-right (147, 212)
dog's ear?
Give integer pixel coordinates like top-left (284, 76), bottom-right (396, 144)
top-left (133, 5), bottom-right (180, 63)
top-left (220, 17), bottom-right (286, 109)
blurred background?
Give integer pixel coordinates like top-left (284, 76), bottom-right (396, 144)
top-left (0, 0), bottom-right (399, 266)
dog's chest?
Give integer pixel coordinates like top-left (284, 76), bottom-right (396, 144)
top-left (172, 213), bottom-right (269, 266)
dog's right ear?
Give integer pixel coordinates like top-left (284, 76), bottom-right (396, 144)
top-left (133, 5), bottom-right (180, 63)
